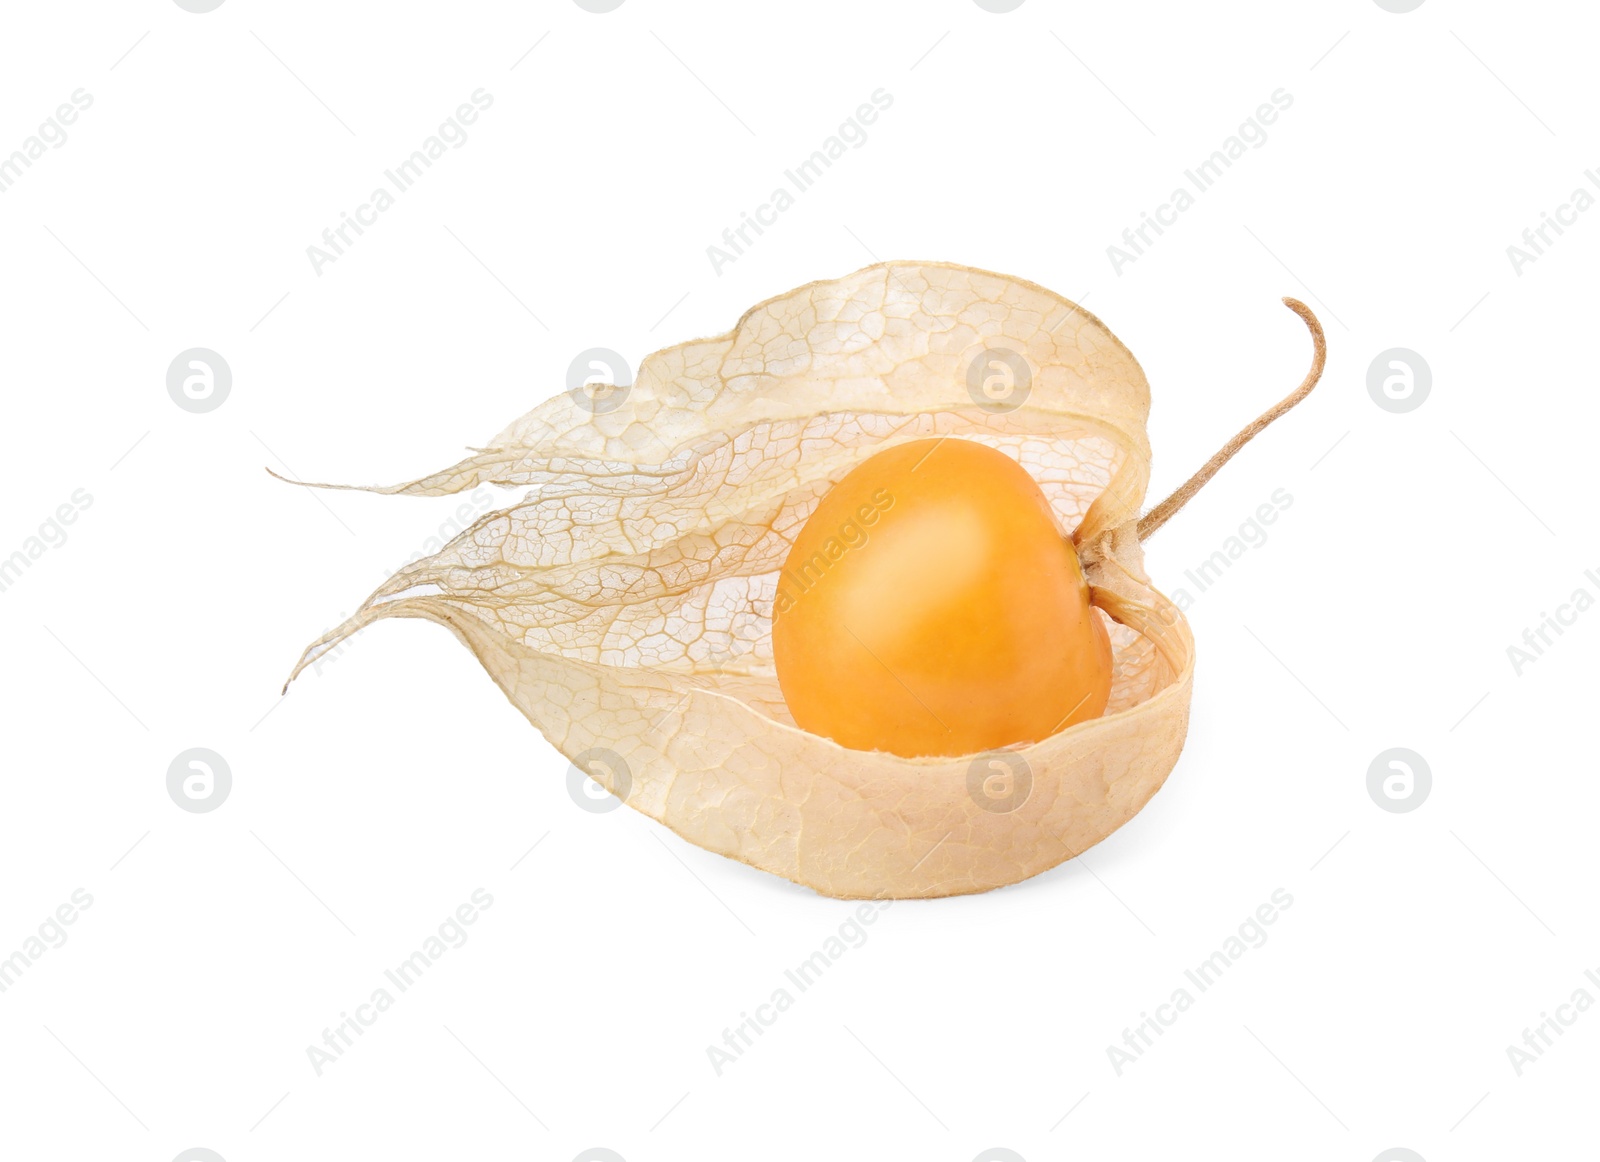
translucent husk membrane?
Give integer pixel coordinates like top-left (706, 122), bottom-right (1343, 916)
top-left (288, 262), bottom-right (1199, 899)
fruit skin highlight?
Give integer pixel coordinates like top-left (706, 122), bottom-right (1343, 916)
top-left (772, 437), bottom-right (1113, 759)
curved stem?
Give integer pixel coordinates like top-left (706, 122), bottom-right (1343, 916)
top-left (1136, 297), bottom-right (1326, 542)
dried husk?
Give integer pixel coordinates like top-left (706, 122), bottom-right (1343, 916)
top-left (288, 262), bottom-right (1195, 899)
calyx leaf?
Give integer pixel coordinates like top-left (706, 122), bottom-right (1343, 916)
top-left (289, 262), bottom-right (1195, 898)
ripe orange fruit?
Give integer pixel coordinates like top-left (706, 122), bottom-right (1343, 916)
top-left (772, 437), bottom-right (1112, 758)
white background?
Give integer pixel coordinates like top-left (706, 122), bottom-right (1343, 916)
top-left (0, 1), bottom-right (1595, 1160)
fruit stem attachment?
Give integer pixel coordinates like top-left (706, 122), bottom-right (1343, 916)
top-left (1136, 297), bottom-right (1326, 542)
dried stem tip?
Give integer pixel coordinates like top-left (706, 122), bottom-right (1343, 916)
top-left (1137, 297), bottom-right (1326, 542)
